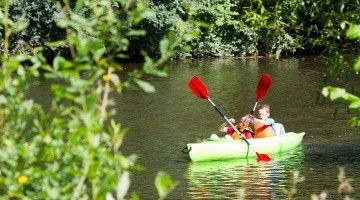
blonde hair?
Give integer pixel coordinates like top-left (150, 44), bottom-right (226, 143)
top-left (258, 104), bottom-right (270, 114)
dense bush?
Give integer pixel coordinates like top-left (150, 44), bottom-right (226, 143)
top-left (3, 0), bottom-right (360, 59)
top-left (0, 0), bottom-right (187, 198)
top-left (5, 0), bottom-right (64, 54)
top-left (138, 0), bottom-right (360, 58)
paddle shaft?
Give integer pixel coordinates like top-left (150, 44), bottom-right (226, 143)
top-left (251, 101), bottom-right (259, 114)
top-left (207, 98), bottom-right (250, 146)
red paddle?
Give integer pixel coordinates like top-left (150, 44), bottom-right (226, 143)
top-left (188, 75), bottom-right (271, 162)
top-left (251, 74), bottom-right (272, 114)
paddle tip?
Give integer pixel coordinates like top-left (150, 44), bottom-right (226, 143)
top-left (188, 75), bottom-right (209, 99)
top-left (256, 152), bottom-right (272, 162)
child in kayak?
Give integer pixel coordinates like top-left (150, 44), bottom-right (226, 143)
top-left (257, 104), bottom-right (285, 135)
top-left (218, 114), bottom-right (255, 140)
top-left (257, 104), bottom-right (276, 131)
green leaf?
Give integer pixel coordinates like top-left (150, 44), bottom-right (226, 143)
top-left (346, 24), bottom-right (360, 39)
top-left (160, 38), bottom-right (170, 56)
top-left (354, 57), bottom-right (360, 72)
top-left (349, 100), bottom-right (360, 109)
top-left (329, 88), bottom-right (347, 101)
top-left (93, 48), bottom-right (106, 61)
top-left (149, 68), bottom-right (169, 77)
top-left (110, 74), bottom-right (121, 86)
top-left (322, 86), bottom-right (347, 101)
top-left (131, 193), bottom-right (140, 200)
top-left (46, 40), bottom-right (67, 48)
top-left (127, 30), bottom-right (146, 37)
top-left (135, 79), bottom-right (155, 93)
top-left (321, 87), bottom-right (330, 97)
top-left (74, 0), bottom-right (85, 13)
top-left (117, 171), bottom-right (130, 199)
top-left (155, 171), bottom-right (176, 200)
top-left (106, 193), bottom-right (115, 200)
top-left (53, 56), bottom-right (73, 70)
top-left (142, 54), bottom-right (154, 73)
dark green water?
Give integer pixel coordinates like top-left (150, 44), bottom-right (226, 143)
top-left (115, 57), bottom-right (360, 199)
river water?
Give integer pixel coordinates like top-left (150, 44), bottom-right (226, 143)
top-left (115, 57), bottom-right (360, 199)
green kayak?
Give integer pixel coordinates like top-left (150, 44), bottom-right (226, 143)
top-left (185, 132), bottom-right (305, 162)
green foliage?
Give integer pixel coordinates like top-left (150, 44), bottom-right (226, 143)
top-left (155, 171), bottom-right (178, 200)
top-left (322, 23), bottom-right (360, 127)
top-left (142, 0), bottom-right (360, 59)
top-left (4, 0), bottom-right (64, 54)
top-left (128, 0), bottom-right (199, 58)
top-left (4, 0), bottom-right (360, 59)
top-left (322, 87), bottom-right (360, 126)
top-left (0, 0), bottom-right (29, 56)
top-left (346, 24), bottom-right (360, 39)
top-left (190, 0), bottom-right (259, 57)
top-left (149, 0), bottom-right (301, 58)
top-left (0, 0), bottom-right (183, 199)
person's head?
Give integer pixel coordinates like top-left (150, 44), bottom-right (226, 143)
top-left (258, 104), bottom-right (271, 120)
top-left (239, 114), bottom-right (255, 130)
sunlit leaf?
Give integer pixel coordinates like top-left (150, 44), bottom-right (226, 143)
top-left (89, 134), bottom-right (100, 147)
top-left (329, 88), bottom-right (347, 101)
top-left (160, 38), bottom-right (170, 56)
top-left (117, 171), bottom-right (130, 199)
top-left (142, 55), bottom-right (154, 73)
top-left (53, 56), bottom-right (73, 70)
top-left (93, 48), bottom-right (106, 61)
top-left (106, 193), bottom-right (115, 200)
top-left (346, 24), bottom-right (360, 39)
top-left (322, 86), bottom-right (347, 101)
top-left (354, 57), bottom-right (360, 72)
top-left (155, 171), bottom-right (176, 200)
top-left (131, 193), bottom-right (140, 200)
top-left (46, 40), bottom-right (67, 48)
top-left (127, 30), bottom-right (146, 37)
top-left (149, 68), bottom-right (168, 77)
top-left (135, 79), bottom-right (155, 93)
top-left (17, 66), bottom-right (25, 77)
top-left (321, 87), bottom-right (330, 97)
top-left (349, 100), bottom-right (360, 109)
top-left (110, 74), bottom-right (121, 86)
top-left (350, 117), bottom-right (360, 127)
top-left (340, 22), bottom-right (346, 30)
top-left (74, 0), bottom-right (85, 13)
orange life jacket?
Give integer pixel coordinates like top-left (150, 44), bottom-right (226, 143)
top-left (254, 119), bottom-right (275, 138)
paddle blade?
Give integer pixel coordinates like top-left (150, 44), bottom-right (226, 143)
top-left (256, 74), bottom-right (272, 101)
top-left (256, 152), bottom-right (272, 162)
top-left (188, 75), bottom-right (209, 99)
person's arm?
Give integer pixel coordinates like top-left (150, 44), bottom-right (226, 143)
top-left (268, 118), bottom-right (276, 127)
top-left (255, 118), bottom-right (271, 126)
top-left (218, 118), bottom-right (235, 132)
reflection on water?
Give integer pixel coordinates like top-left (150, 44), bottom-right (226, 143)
top-left (186, 146), bottom-right (305, 199)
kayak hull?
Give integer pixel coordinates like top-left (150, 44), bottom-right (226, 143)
top-left (186, 132), bottom-right (305, 162)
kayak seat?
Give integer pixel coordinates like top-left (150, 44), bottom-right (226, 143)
top-left (274, 123), bottom-right (285, 136)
